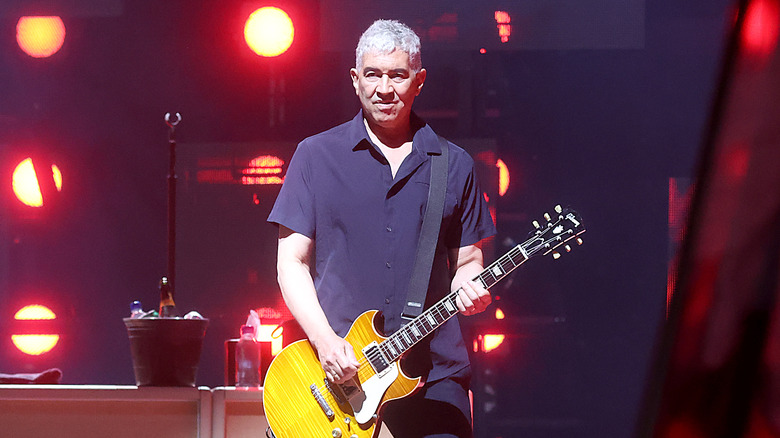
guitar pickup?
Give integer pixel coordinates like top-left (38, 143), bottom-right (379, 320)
top-left (363, 342), bottom-right (389, 374)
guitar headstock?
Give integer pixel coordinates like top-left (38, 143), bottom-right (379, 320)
top-left (523, 205), bottom-right (586, 259)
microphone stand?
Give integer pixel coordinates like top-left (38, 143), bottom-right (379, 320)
top-left (164, 112), bottom-right (181, 311)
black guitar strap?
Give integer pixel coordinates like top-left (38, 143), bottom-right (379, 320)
top-left (401, 135), bottom-right (449, 326)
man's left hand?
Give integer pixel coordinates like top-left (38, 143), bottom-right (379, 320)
top-left (456, 279), bottom-right (491, 316)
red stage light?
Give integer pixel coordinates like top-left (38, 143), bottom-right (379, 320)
top-left (244, 7), bottom-right (295, 57)
top-left (741, 0), bottom-right (780, 62)
top-left (16, 16), bottom-right (66, 58)
top-left (12, 158), bottom-right (63, 207)
top-left (12, 305), bottom-right (60, 356)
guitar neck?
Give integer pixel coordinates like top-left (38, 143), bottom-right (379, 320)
top-left (378, 244), bottom-right (530, 363)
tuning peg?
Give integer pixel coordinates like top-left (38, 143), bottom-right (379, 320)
top-left (577, 237), bottom-right (584, 245)
top-left (532, 220), bottom-right (541, 229)
top-left (544, 212), bottom-right (551, 222)
top-left (555, 205), bottom-right (562, 214)
top-left (552, 251), bottom-right (561, 260)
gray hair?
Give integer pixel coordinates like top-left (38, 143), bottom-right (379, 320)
top-left (355, 20), bottom-right (422, 73)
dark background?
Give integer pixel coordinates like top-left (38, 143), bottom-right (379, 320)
top-left (0, 0), bottom-right (732, 437)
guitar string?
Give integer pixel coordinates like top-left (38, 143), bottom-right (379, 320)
top-left (308, 232), bottom-right (565, 415)
top-left (312, 243), bottom-right (532, 398)
top-left (310, 226), bottom-right (580, 419)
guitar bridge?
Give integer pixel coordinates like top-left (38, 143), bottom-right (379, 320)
top-left (310, 383), bottom-right (334, 420)
top-left (326, 377), bottom-right (362, 406)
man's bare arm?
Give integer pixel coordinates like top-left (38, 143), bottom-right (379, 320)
top-left (277, 225), bottom-right (359, 383)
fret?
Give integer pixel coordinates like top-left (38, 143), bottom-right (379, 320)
top-left (431, 307), bottom-right (444, 323)
top-left (444, 299), bottom-right (456, 313)
top-left (400, 335), bottom-right (409, 350)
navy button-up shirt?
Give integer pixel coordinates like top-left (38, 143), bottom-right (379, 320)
top-left (268, 111), bottom-right (496, 381)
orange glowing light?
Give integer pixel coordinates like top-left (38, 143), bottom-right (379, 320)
top-left (16, 16), bottom-right (66, 58)
top-left (15, 305), bottom-right (56, 320)
top-left (242, 155), bottom-right (285, 185)
top-left (496, 159), bottom-right (509, 196)
top-left (256, 324), bottom-right (283, 355)
top-left (244, 7), bottom-right (295, 57)
top-left (481, 334), bottom-right (505, 353)
top-left (494, 11), bottom-right (512, 43)
top-left (495, 308), bottom-right (505, 320)
top-left (12, 158), bottom-right (63, 207)
top-left (12, 305), bottom-right (60, 356)
top-left (12, 335), bottom-right (60, 356)
top-left (13, 158), bottom-right (43, 207)
top-left (52, 164), bottom-right (63, 191)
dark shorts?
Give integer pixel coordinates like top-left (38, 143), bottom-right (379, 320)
top-left (380, 366), bottom-right (473, 438)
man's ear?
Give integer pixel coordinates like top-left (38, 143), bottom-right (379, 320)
top-left (415, 68), bottom-right (427, 95)
top-left (350, 68), bottom-right (360, 95)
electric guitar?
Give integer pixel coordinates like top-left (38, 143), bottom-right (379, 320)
top-left (263, 205), bottom-right (585, 438)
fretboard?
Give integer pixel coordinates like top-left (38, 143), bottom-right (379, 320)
top-left (377, 243), bottom-right (530, 363)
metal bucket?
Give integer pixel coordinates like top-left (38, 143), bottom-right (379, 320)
top-left (124, 317), bottom-right (209, 387)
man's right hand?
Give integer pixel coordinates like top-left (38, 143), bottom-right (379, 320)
top-left (311, 331), bottom-right (361, 384)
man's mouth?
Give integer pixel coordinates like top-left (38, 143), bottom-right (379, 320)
top-left (374, 101), bottom-right (396, 110)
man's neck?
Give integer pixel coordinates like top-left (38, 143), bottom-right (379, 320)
top-left (364, 118), bottom-right (413, 178)
top-left (363, 117), bottom-right (412, 149)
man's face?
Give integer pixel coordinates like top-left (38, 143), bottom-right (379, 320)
top-left (351, 49), bottom-right (426, 132)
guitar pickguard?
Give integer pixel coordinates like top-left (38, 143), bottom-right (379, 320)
top-left (348, 362), bottom-right (399, 424)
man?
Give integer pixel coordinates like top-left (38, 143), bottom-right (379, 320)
top-left (268, 19), bottom-right (496, 438)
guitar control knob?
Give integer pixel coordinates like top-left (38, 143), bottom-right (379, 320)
top-left (332, 428), bottom-right (342, 438)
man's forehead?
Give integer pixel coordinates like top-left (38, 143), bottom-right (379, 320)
top-left (360, 49), bottom-right (412, 69)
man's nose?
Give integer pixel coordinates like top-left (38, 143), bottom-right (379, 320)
top-left (376, 75), bottom-right (393, 94)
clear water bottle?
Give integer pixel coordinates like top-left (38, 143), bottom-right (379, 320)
top-left (130, 300), bottom-right (144, 318)
top-left (235, 324), bottom-right (261, 389)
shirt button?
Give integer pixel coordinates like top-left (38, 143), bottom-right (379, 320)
top-left (386, 262), bottom-right (391, 268)
top-left (386, 226), bottom-right (392, 232)
top-left (385, 299), bottom-right (391, 304)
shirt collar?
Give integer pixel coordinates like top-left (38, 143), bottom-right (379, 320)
top-left (350, 110), bottom-right (442, 155)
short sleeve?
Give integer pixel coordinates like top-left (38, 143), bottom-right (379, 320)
top-left (267, 141), bottom-right (316, 238)
top-left (448, 157), bottom-right (496, 248)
